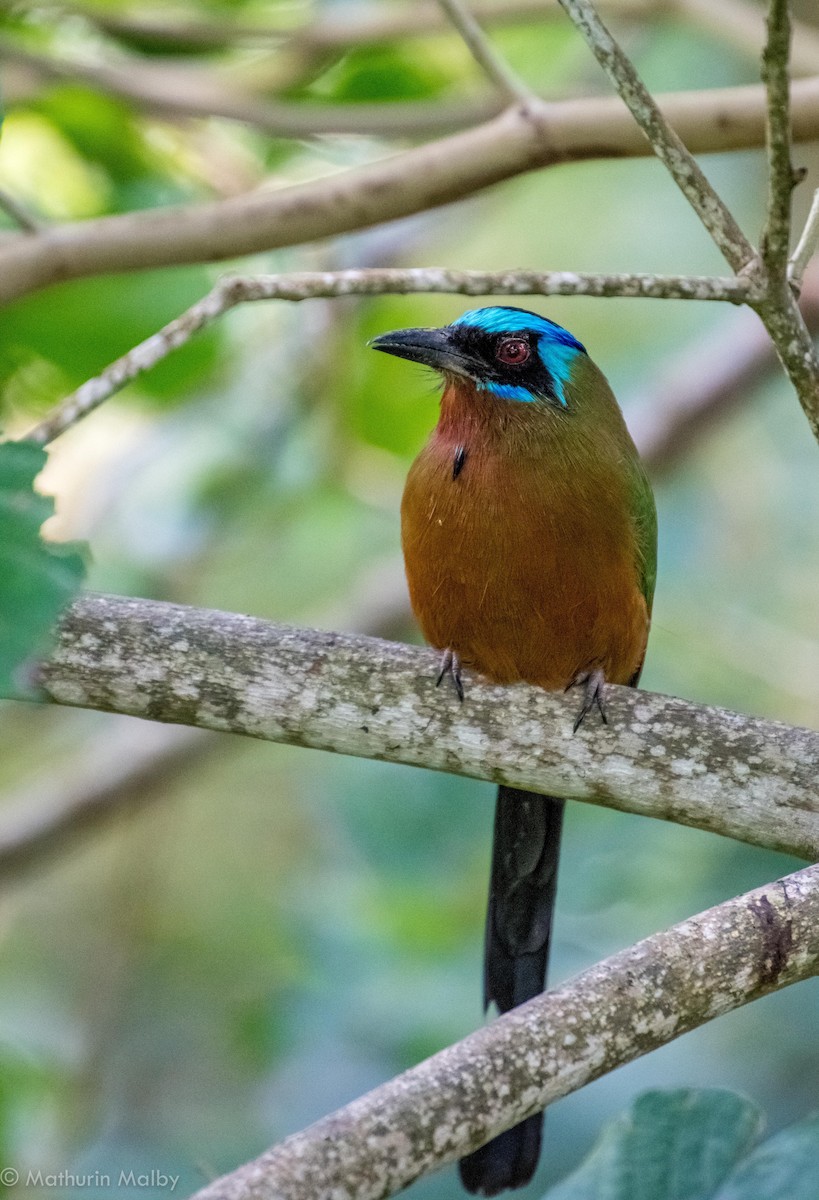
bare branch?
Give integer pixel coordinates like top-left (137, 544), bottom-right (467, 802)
top-left (751, 293), bottom-right (819, 440)
top-left (0, 187), bottom-right (43, 233)
top-left (632, 264), bottom-right (819, 470)
top-left (633, 314), bottom-right (783, 469)
top-left (192, 862), bottom-right (819, 1200)
top-left (760, 0), bottom-right (797, 278)
top-left (24, 268), bottom-right (760, 446)
top-left (746, 0), bottom-right (819, 444)
top-left (0, 41), bottom-right (505, 140)
top-left (435, 0), bottom-right (536, 101)
top-left (2, 78), bottom-right (819, 307)
top-left (789, 188), bottom-right (819, 290)
top-left (35, 594), bottom-right (819, 861)
top-left (555, 0), bottom-right (758, 274)
top-left (0, 721), bottom-right (210, 884)
top-left (0, 556), bottom-right (414, 888)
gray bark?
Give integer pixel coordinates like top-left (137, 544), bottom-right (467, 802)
top-left (191, 863), bottom-right (819, 1200)
top-left (39, 593), bottom-right (819, 860)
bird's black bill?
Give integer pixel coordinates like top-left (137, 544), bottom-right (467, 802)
top-left (370, 327), bottom-right (474, 377)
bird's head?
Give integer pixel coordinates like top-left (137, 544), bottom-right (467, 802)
top-left (370, 306), bottom-right (586, 409)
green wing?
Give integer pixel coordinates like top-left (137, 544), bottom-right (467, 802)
top-left (628, 455), bottom-right (658, 614)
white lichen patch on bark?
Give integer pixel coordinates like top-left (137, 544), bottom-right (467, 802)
top-left (40, 596), bottom-right (819, 865)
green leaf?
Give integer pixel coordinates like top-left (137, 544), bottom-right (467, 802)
top-left (714, 1112), bottom-right (819, 1200)
top-left (0, 440), bottom-right (85, 697)
top-left (545, 1090), bottom-right (763, 1200)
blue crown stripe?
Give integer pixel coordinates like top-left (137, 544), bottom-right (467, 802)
top-left (452, 306), bottom-right (586, 353)
top-left (455, 306), bottom-right (583, 405)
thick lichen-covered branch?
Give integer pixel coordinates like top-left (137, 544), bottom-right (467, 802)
top-left (38, 594), bottom-right (819, 861)
top-left (191, 863), bottom-right (819, 1200)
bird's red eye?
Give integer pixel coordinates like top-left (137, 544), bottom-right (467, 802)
top-left (496, 338), bottom-right (530, 365)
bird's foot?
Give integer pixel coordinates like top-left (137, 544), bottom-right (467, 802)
top-left (567, 667), bottom-right (607, 733)
top-left (436, 648), bottom-right (464, 702)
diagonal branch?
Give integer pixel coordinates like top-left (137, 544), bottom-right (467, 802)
top-left (191, 862), bottom-right (819, 1200)
top-left (35, 593), bottom-right (819, 861)
top-left (0, 187), bottom-right (43, 233)
top-left (555, 0), bottom-right (758, 273)
top-left (23, 267), bottom-right (760, 446)
top-left (0, 721), bottom-right (210, 883)
top-left (435, 0), bottom-right (536, 101)
top-left (631, 263), bottom-right (819, 468)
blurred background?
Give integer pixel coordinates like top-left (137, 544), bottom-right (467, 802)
top-left (0, 0), bottom-right (818, 1196)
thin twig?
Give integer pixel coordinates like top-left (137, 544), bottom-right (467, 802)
top-left (633, 308), bottom-right (788, 469)
top-left (0, 187), bottom-right (43, 233)
top-left (40, 594), bottom-right (819, 861)
top-left (555, 0), bottom-right (759, 275)
top-left (789, 188), bottom-right (819, 291)
top-left (191, 862), bottom-right (819, 1200)
top-left (760, 0), bottom-right (797, 278)
top-left (435, 0), bottom-right (535, 101)
top-left (23, 268), bottom-right (761, 445)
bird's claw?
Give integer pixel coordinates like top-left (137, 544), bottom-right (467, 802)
top-left (436, 648), bottom-right (464, 702)
top-left (567, 667), bottom-right (607, 733)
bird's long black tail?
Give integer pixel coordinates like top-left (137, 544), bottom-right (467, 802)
top-left (459, 787), bottom-right (565, 1196)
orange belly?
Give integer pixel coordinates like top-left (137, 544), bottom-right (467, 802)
top-left (401, 436), bottom-right (649, 690)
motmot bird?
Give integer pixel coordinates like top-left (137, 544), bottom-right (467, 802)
top-left (371, 306), bottom-right (657, 1196)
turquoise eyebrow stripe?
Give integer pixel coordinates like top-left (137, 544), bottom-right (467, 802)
top-left (541, 341), bottom-right (579, 407)
top-left (477, 381), bottom-right (542, 404)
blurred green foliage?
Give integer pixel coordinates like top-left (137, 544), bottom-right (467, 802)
top-left (0, 1), bottom-right (817, 1199)
top-left (1, 270), bottom-right (222, 410)
top-left (0, 442), bottom-right (84, 697)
